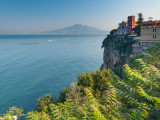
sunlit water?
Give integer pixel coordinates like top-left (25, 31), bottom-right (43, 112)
top-left (0, 34), bottom-right (105, 113)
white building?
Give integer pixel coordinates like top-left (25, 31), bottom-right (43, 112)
top-left (117, 21), bottom-right (127, 35)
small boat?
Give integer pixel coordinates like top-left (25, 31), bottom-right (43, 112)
top-left (48, 40), bottom-right (53, 42)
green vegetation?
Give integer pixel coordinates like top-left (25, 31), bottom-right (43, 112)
top-left (101, 33), bottom-right (116, 48)
top-left (0, 107), bottom-right (24, 120)
top-left (102, 30), bottom-right (135, 54)
top-left (115, 36), bottom-right (135, 54)
top-left (23, 55), bottom-right (160, 119)
top-left (133, 24), bottom-right (141, 36)
top-left (133, 13), bottom-right (144, 36)
top-left (110, 29), bottom-right (117, 35)
top-left (1, 37), bottom-right (160, 120)
top-left (145, 43), bottom-right (160, 69)
top-left (137, 13), bottom-right (144, 24)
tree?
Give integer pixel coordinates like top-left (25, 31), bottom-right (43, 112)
top-left (0, 107), bottom-right (24, 120)
top-left (26, 111), bottom-right (50, 120)
top-left (110, 29), bottom-right (117, 35)
top-left (133, 25), bottom-right (141, 36)
top-left (37, 94), bottom-right (52, 112)
top-left (8, 106), bottom-right (24, 119)
top-left (133, 13), bottom-right (144, 36)
top-left (144, 43), bottom-right (160, 68)
top-left (137, 13), bottom-right (144, 24)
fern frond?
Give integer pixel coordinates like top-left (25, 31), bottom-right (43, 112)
top-left (85, 87), bottom-right (106, 120)
top-left (130, 103), bottom-right (149, 120)
top-left (90, 105), bottom-right (106, 120)
top-left (137, 86), bottom-right (160, 107)
top-left (26, 111), bottom-right (40, 120)
top-left (85, 88), bottom-right (99, 107)
top-left (49, 103), bottom-right (63, 120)
top-left (123, 64), bottom-right (159, 90)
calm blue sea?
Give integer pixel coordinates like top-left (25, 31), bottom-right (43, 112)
top-left (0, 34), bottom-right (105, 114)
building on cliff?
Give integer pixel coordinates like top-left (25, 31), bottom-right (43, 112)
top-left (117, 21), bottom-right (127, 35)
top-left (142, 21), bottom-right (160, 26)
top-left (101, 17), bottom-right (160, 71)
top-left (131, 20), bottom-right (160, 54)
top-left (117, 16), bottom-right (136, 37)
top-left (140, 25), bottom-right (160, 52)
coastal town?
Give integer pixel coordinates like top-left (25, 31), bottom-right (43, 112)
top-left (1, 0), bottom-right (160, 119)
top-left (115, 14), bottom-right (160, 54)
top-left (100, 13), bottom-right (160, 70)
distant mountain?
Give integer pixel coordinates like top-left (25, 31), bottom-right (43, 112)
top-left (44, 24), bottom-right (107, 35)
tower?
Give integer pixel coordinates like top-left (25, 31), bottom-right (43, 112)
top-left (127, 16), bottom-right (136, 34)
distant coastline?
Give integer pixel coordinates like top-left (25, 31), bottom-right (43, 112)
top-left (0, 34), bottom-right (106, 39)
top-left (0, 24), bottom-right (108, 35)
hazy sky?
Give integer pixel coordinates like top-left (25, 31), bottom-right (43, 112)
top-left (0, 0), bottom-right (160, 34)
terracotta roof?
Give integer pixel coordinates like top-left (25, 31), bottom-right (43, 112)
top-left (143, 21), bottom-right (160, 25)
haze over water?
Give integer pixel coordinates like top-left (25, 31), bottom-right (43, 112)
top-left (0, 34), bottom-right (104, 113)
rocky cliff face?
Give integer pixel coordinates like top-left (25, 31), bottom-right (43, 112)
top-left (100, 35), bottom-right (133, 71)
top-left (100, 46), bottom-right (119, 70)
top-left (100, 46), bottom-right (129, 71)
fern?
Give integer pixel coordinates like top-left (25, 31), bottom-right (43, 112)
top-left (123, 64), bottom-right (159, 91)
top-left (85, 88), bottom-right (106, 120)
top-left (125, 103), bottom-right (149, 120)
top-left (137, 86), bottom-right (160, 108)
top-left (26, 111), bottom-right (40, 120)
top-left (49, 103), bottom-right (63, 120)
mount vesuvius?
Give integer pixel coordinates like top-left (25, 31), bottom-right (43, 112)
top-left (44, 24), bottom-right (107, 35)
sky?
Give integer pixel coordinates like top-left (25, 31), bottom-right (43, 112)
top-left (0, 0), bottom-right (160, 34)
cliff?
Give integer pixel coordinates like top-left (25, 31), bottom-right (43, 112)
top-left (100, 34), bottom-right (135, 71)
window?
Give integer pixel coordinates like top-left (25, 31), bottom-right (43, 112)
top-left (153, 29), bottom-right (157, 32)
top-left (142, 42), bottom-right (146, 46)
top-left (142, 42), bottom-right (151, 47)
top-left (146, 42), bottom-right (151, 46)
top-left (152, 42), bottom-right (155, 46)
top-left (153, 35), bottom-right (157, 39)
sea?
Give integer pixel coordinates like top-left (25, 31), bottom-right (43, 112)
top-left (0, 34), bottom-right (105, 114)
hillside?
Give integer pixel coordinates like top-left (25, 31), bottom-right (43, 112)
top-left (45, 24), bottom-right (107, 34)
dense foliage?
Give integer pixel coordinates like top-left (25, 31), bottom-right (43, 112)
top-left (101, 34), bottom-right (116, 48)
top-left (133, 24), bottom-right (142, 36)
top-left (1, 42), bottom-right (160, 120)
top-left (133, 13), bottom-right (143, 36)
top-left (0, 107), bottom-right (24, 119)
top-left (137, 13), bottom-right (144, 24)
top-left (102, 30), bottom-right (135, 55)
top-left (115, 36), bottom-right (135, 54)
top-left (22, 57), bottom-right (160, 120)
